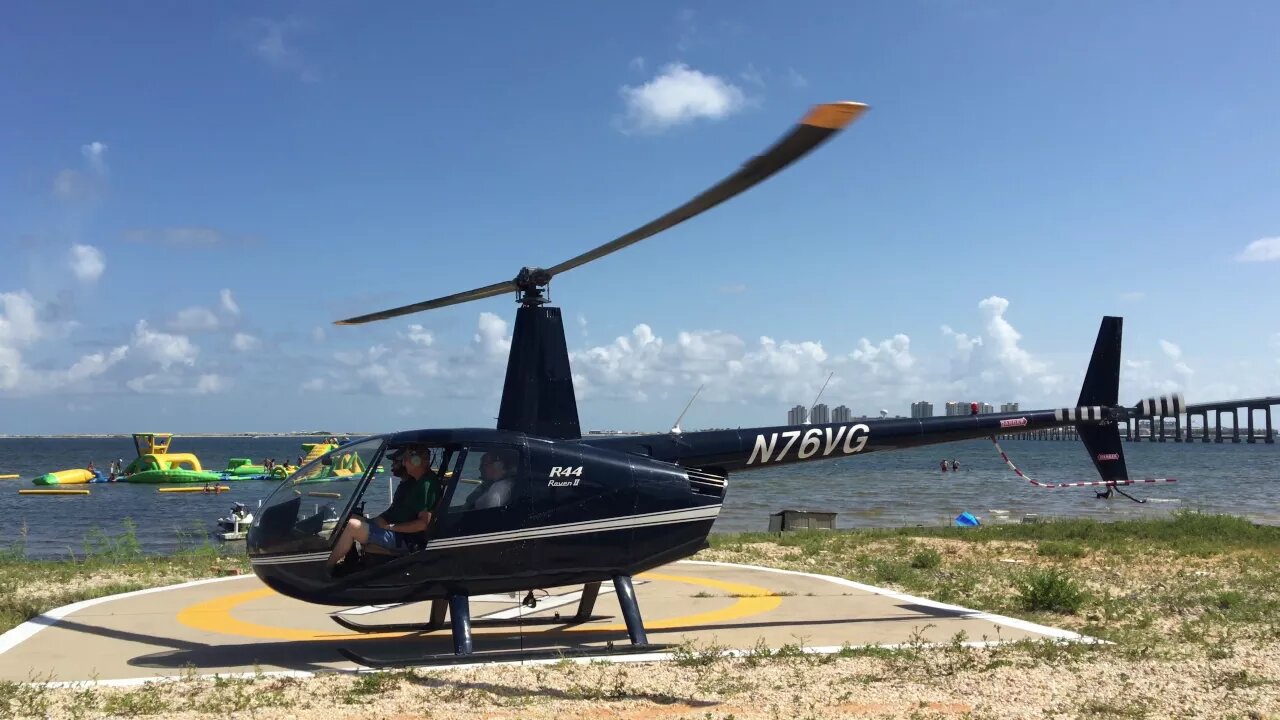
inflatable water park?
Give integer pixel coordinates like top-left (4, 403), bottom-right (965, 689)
top-left (23, 432), bottom-right (359, 488)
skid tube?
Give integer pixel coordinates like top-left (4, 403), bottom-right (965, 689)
top-left (336, 577), bottom-right (663, 667)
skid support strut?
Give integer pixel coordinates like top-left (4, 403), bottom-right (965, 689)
top-left (449, 594), bottom-right (472, 655)
top-left (575, 581), bottom-right (601, 621)
top-left (612, 575), bottom-right (648, 646)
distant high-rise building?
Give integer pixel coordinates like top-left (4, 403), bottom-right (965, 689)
top-left (980, 402), bottom-right (994, 414)
top-left (787, 404), bottom-right (807, 425)
top-left (832, 405), bottom-right (852, 423)
top-left (810, 403), bottom-right (830, 425)
top-left (944, 401), bottom-right (966, 416)
top-left (910, 401), bottom-right (933, 418)
top-left (1000, 402), bottom-right (1020, 413)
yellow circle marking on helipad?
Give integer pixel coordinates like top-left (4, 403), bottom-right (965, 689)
top-left (176, 572), bottom-right (782, 642)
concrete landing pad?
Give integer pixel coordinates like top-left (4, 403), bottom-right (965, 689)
top-left (0, 560), bottom-right (1090, 685)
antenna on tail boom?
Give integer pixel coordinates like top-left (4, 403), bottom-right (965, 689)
top-left (804, 372), bottom-right (834, 425)
top-left (670, 384), bottom-right (705, 435)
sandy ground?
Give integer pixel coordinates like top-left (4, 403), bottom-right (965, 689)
top-left (5, 535), bottom-right (1279, 719)
top-left (9, 639), bottom-right (1279, 719)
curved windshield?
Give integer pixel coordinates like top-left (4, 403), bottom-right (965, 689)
top-left (249, 437), bottom-right (386, 555)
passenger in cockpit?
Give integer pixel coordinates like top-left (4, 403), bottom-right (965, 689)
top-left (326, 443), bottom-right (441, 576)
top-left (465, 450), bottom-right (517, 510)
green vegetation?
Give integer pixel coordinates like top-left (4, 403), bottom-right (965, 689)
top-left (0, 521), bottom-right (249, 636)
top-left (705, 511), bottom-right (1280, 658)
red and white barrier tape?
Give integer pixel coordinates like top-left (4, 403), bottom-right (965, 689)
top-left (988, 436), bottom-right (1176, 489)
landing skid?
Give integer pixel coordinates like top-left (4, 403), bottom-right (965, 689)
top-left (330, 612), bottom-right (613, 634)
top-left (336, 576), bottom-right (654, 666)
top-left (338, 641), bottom-right (672, 669)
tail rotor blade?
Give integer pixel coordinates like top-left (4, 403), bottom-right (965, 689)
top-left (544, 102), bottom-right (869, 278)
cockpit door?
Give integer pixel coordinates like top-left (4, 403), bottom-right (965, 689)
top-left (428, 441), bottom-right (531, 578)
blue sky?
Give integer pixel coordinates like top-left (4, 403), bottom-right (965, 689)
top-left (2, 1), bottom-right (1278, 435)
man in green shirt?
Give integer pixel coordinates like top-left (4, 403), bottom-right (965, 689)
top-left (326, 443), bottom-right (441, 575)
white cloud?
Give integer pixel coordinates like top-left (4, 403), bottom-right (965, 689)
top-left (474, 312), bottom-right (511, 360)
top-left (69, 244), bottom-right (105, 282)
top-left (1235, 236), bottom-right (1280, 262)
top-left (941, 324), bottom-right (982, 359)
top-left (0, 289), bottom-right (129, 394)
top-left (975, 296), bottom-right (1057, 389)
top-left (786, 68), bottom-right (808, 89)
top-left (618, 63), bottom-right (746, 133)
top-left (246, 16), bottom-right (318, 83)
top-left (231, 332), bottom-right (260, 352)
top-left (122, 227), bottom-right (232, 246)
top-left (629, 56), bottom-right (645, 72)
top-left (404, 324), bottom-right (434, 347)
top-left (674, 8), bottom-right (697, 52)
top-left (81, 142), bottom-right (108, 175)
top-left (63, 346), bottom-right (128, 384)
top-left (0, 291), bottom-right (43, 347)
top-left (220, 289), bottom-right (240, 316)
top-left (195, 374), bottom-right (229, 394)
top-left (126, 372), bottom-right (230, 395)
top-left (312, 326), bottom-right (326, 342)
top-left (934, 297), bottom-right (1062, 404)
top-left (132, 320), bottom-right (198, 369)
top-left (53, 170), bottom-right (91, 200)
top-left (170, 307), bottom-right (220, 333)
top-left (849, 335), bottom-right (915, 380)
top-left (1158, 339), bottom-right (1194, 380)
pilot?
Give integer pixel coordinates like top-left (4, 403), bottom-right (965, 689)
top-left (464, 449), bottom-right (518, 510)
top-left (326, 443), bottom-right (441, 575)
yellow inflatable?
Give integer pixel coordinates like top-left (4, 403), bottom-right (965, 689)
top-left (33, 469), bottom-right (95, 485)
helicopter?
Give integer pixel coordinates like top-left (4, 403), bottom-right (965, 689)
top-left (246, 100), bottom-right (1182, 667)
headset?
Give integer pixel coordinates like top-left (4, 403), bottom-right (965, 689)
top-left (401, 447), bottom-right (431, 469)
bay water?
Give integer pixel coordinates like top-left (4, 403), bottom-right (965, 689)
top-left (0, 435), bottom-right (1276, 559)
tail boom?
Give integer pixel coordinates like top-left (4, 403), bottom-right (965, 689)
top-left (580, 406), bottom-right (1119, 474)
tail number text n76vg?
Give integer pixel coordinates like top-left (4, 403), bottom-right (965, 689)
top-left (747, 424), bottom-right (870, 466)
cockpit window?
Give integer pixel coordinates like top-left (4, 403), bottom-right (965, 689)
top-left (250, 437), bottom-right (385, 555)
top-left (446, 447), bottom-right (519, 513)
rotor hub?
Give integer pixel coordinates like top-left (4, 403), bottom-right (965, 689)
top-left (514, 267), bottom-right (553, 306)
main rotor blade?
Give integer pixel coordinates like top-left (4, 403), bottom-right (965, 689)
top-left (543, 101), bottom-right (868, 279)
top-left (334, 280), bottom-right (517, 325)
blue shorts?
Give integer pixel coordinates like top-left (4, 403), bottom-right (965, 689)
top-left (365, 524), bottom-right (408, 553)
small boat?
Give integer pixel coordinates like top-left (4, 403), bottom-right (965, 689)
top-left (216, 502), bottom-right (255, 541)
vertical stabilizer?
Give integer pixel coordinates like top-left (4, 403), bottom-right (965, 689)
top-left (1077, 316), bottom-right (1122, 408)
top-left (1076, 316), bottom-right (1128, 483)
top-left (497, 305), bottom-right (582, 439)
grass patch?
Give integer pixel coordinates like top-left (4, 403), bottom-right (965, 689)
top-left (0, 521), bottom-right (249, 634)
top-left (1015, 567), bottom-right (1088, 614)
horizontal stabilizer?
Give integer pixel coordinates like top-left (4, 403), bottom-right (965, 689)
top-left (1134, 393), bottom-right (1185, 417)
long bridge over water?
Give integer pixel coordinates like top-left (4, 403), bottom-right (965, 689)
top-left (1005, 395), bottom-right (1278, 444)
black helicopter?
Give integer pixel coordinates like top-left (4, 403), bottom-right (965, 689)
top-left (246, 100), bottom-right (1181, 666)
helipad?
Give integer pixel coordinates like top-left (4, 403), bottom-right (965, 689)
top-left (0, 561), bottom-right (1090, 684)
